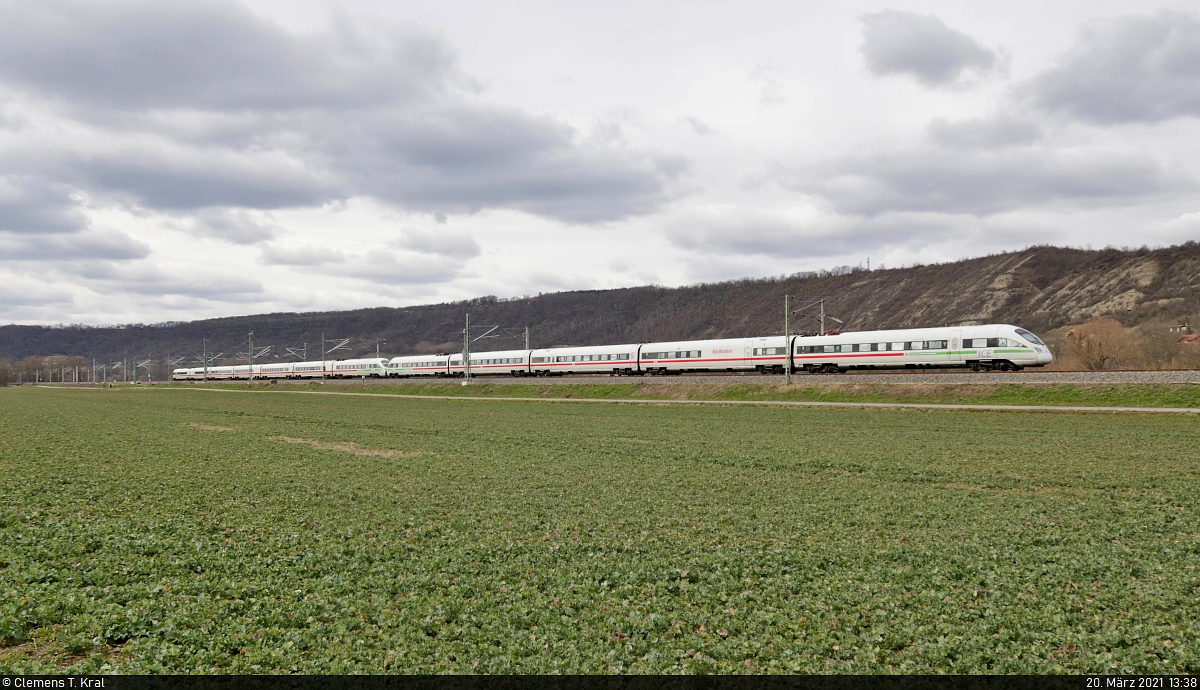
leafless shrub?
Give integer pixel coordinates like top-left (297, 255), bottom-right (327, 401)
top-left (1139, 320), bottom-right (1183, 369)
top-left (1061, 318), bottom-right (1142, 370)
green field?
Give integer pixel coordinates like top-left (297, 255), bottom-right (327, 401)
top-left (2, 386), bottom-right (1198, 673)
top-left (185, 379), bottom-right (1200, 410)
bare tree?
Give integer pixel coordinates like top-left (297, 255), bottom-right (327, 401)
top-left (1062, 317), bottom-right (1142, 370)
top-left (1138, 319), bottom-right (1183, 369)
top-left (18, 356), bottom-right (44, 382)
top-left (45, 355), bottom-right (68, 382)
top-left (0, 359), bottom-right (11, 386)
top-left (67, 355), bottom-right (87, 382)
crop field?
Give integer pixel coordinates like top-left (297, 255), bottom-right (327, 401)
top-left (1, 386), bottom-right (1198, 674)
top-left (187, 379), bottom-right (1200, 410)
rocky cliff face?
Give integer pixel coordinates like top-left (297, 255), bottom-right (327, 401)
top-left (810, 244), bottom-right (1199, 333)
top-left (2, 243), bottom-right (1198, 365)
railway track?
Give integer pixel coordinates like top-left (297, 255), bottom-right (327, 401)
top-left (313, 369), bottom-right (1200, 386)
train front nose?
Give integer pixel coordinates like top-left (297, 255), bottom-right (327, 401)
top-left (1038, 351), bottom-right (1053, 365)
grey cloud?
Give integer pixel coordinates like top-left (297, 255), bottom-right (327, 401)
top-left (0, 178), bottom-right (89, 234)
top-left (1025, 11), bottom-right (1200, 124)
top-left (392, 228), bottom-right (480, 259)
top-left (795, 149), bottom-right (1184, 217)
top-left (0, 229), bottom-right (150, 261)
top-left (684, 117), bottom-right (714, 136)
top-left (259, 245), bottom-right (346, 266)
top-left (0, 1), bottom-right (459, 112)
top-left (77, 149), bottom-right (336, 211)
top-left (654, 156), bottom-right (692, 180)
top-left (73, 262), bottom-right (264, 299)
top-left (191, 208), bottom-right (280, 245)
top-left (338, 106), bottom-right (672, 223)
top-left (324, 251), bottom-right (463, 286)
top-left (664, 207), bottom-right (949, 259)
top-left (928, 115), bottom-right (1043, 149)
top-left (860, 10), bottom-right (1000, 87)
top-left (0, 1), bottom-right (677, 225)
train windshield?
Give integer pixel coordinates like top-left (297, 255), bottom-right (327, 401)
top-left (1014, 328), bottom-right (1045, 346)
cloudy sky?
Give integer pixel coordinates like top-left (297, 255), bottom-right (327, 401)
top-left (2, 0), bottom-right (1199, 324)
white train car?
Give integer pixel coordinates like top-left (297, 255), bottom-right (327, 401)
top-left (290, 360), bottom-right (329, 378)
top-left (173, 364), bottom-right (254, 380)
top-left (638, 337), bottom-right (788, 375)
top-left (792, 324), bottom-right (1051, 373)
top-left (172, 358), bottom-right (390, 380)
top-left (258, 362), bottom-right (294, 379)
top-left (528, 344), bottom-right (640, 376)
top-left (327, 358), bottom-right (389, 378)
top-left (448, 349), bottom-right (533, 377)
top-left (387, 355), bottom-right (450, 377)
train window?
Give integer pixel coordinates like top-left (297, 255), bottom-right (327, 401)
top-left (986, 338), bottom-right (1000, 347)
top-left (928, 340), bottom-right (946, 349)
top-left (1014, 328), bottom-right (1044, 346)
top-left (910, 342), bottom-right (925, 350)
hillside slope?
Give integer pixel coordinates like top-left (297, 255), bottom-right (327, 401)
top-left (2, 243), bottom-right (1198, 367)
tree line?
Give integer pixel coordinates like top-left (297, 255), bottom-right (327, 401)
top-left (0, 355), bottom-right (90, 386)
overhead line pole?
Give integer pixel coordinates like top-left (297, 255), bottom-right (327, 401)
top-left (463, 313), bottom-right (472, 383)
top-left (784, 294), bottom-right (791, 385)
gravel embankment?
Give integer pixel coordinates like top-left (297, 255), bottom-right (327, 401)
top-left (359, 369), bottom-right (1200, 386)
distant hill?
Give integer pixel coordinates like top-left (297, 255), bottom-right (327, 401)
top-left (3, 242), bottom-right (1198, 375)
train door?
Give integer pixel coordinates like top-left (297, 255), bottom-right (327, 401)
top-left (949, 330), bottom-right (963, 363)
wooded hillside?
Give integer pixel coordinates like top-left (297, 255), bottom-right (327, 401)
top-left (3, 242), bottom-right (1198, 375)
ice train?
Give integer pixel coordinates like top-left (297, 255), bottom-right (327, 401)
top-left (172, 323), bottom-right (1052, 380)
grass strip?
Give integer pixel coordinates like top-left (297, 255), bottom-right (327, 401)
top-left (149, 380), bottom-right (1200, 409)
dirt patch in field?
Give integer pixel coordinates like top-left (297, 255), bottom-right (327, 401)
top-left (0, 625), bottom-right (127, 670)
top-left (269, 436), bottom-right (425, 458)
top-left (186, 422), bottom-right (235, 431)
